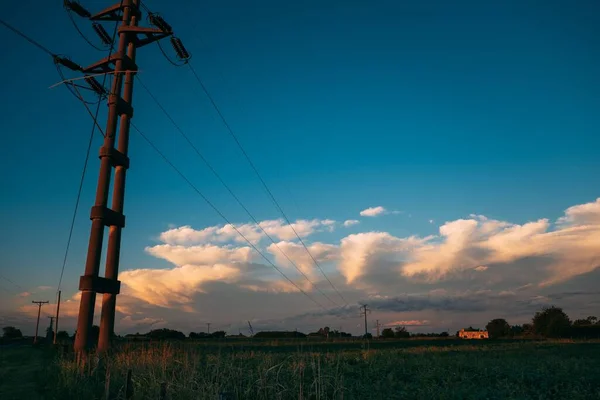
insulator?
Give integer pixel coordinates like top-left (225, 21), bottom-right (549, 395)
top-left (170, 37), bottom-right (190, 60)
top-left (84, 76), bottom-right (107, 96)
top-left (54, 56), bottom-right (82, 71)
top-left (64, 0), bottom-right (91, 18)
top-left (149, 13), bottom-right (172, 33)
top-left (92, 23), bottom-right (112, 45)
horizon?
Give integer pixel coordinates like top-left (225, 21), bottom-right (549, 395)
top-left (1, 0), bottom-right (599, 338)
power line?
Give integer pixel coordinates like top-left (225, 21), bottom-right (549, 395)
top-left (186, 62), bottom-right (348, 305)
top-left (0, 273), bottom-right (25, 292)
top-left (0, 18), bottom-right (55, 56)
top-left (135, 76), bottom-right (339, 308)
top-left (129, 121), bottom-right (328, 312)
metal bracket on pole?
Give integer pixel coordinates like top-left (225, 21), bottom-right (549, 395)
top-left (90, 1), bottom-right (141, 22)
top-left (119, 26), bottom-right (172, 47)
top-left (90, 206), bottom-right (126, 228)
top-left (82, 52), bottom-right (138, 74)
top-left (79, 275), bottom-right (121, 294)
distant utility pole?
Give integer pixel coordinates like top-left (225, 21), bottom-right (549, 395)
top-left (360, 304), bottom-right (371, 337)
top-left (32, 301), bottom-right (49, 344)
top-left (66, 0), bottom-right (188, 354)
top-left (207, 322), bottom-right (211, 334)
top-left (376, 319), bottom-right (381, 339)
top-left (47, 316), bottom-right (55, 339)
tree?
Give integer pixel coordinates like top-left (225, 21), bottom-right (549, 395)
top-left (394, 326), bottom-right (410, 338)
top-left (56, 331), bottom-right (70, 340)
top-left (510, 325), bottom-right (524, 337)
top-left (486, 318), bottom-right (511, 339)
top-left (147, 328), bottom-right (185, 340)
top-left (2, 326), bottom-right (23, 339)
top-left (381, 328), bottom-right (395, 338)
top-left (532, 306), bottom-right (571, 338)
top-left (573, 316), bottom-right (598, 326)
top-left (211, 330), bottom-right (226, 339)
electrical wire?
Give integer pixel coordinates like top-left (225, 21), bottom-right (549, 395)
top-left (136, 76), bottom-right (339, 307)
top-left (0, 18), bottom-right (55, 56)
top-left (0, 273), bottom-right (25, 292)
top-left (64, 5), bottom-right (107, 51)
top-left (186, 62), bottom-right (349, 305)
top-left (130, 122), bottom-right (328, 311)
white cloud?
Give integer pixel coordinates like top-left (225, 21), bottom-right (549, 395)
top-left (343, 220), bottom-right (360, 227)
top-left (145, 244), bottom-right (254, 266)
top-left (267, 241), bottom-right (339, 280)
top-left (17, 292), bottom-right (31, 298)
top-left (160, 218), bottom-right (336, 246)
top-left (338, 232), bottom-right (428, 284)
top-left (120, 264), bottom-right (241, 308)
top-left (474, 266), bottom-right (488, 272)
top-left (360, 206), bottom-right (387, 217)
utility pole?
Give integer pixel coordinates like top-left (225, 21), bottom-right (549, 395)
top-left (376, 319), bottom-right (381, 339)
top-left (70, 0), bottom-right (182, 354)
top-left (53, 290), bottom-right (61, 344)
top-left (207, 322), bottom-right (211, 334)
top-left (47, 316), bottom-right (55, 340)
top-left (360, 304), bottom-right (370, 338)
top-left (32, 301), bottom-right (49, 344)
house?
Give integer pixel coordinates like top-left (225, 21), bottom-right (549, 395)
top-left (458, 329), bottom-right (489, 339)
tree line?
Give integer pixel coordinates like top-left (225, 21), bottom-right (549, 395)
top-left (3, 305), bottom-right (599, 343)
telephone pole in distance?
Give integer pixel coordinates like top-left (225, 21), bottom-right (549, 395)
top-left (32, 301), bottom-right (49, 344)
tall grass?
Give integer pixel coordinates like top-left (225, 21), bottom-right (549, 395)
top-left (34, 341), bottom-right (600, 399)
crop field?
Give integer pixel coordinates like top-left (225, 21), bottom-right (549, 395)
top-left (2, 339), bottom-right (600, 399)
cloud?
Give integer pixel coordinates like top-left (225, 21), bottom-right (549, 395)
top-left (343, 219), bottom-right (360, 227)
top-left (145, 244), bottom-right (254, 266)
top-left (17, 292), bottom-right (31, 298)
top-left (360, 206), bottom-right (387, 217)
top-left (338, 232), bottom-right (429, 284)
top-left (397, 200), bottom-right (600, 285)
top-left (119, 264), bottom-right (241, 308)
top-left (385, 319), bottom-right (430, 327)
top-left (160, 219), bottom-right (337, 246)
top-left (474, 266), bottom-right (488, 272)
top-left (266, 241), bottom-right (339, 281)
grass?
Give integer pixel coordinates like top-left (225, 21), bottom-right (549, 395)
top-left (3, 340), bottom-right (600, 399)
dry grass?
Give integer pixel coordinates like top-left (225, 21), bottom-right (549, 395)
top-left (4, 340), bottom-right (600, 399)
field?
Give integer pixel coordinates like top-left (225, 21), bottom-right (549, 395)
top-left (2, 339), bottom-right (600, 399)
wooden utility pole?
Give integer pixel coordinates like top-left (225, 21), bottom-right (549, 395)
top-left (47, 316), bottom-right (55, 340)
top-left (70, 0), bottom-right (177, 354)
top-left (360, 304), bottom-right (370, 337)
top-left (32, 301), bottom-right (49, 344)
top-left (53, 290), bottom-right (61, 344)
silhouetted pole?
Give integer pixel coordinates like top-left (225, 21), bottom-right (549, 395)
top-left (360, 304), bottom-right (370, 337)
top-left (376, 319), bottom-right (381, 338)
top-left (207, 322), bottom-right (211, 334)
top-left (32, 301), bottom-right (49, 344)
top-left (48, 316), bottom-right (55, 339)
top-left (54, 290), bottom-right (61, 344)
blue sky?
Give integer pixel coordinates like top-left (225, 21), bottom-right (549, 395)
top-left (1, 0), bottom-right (599, 335)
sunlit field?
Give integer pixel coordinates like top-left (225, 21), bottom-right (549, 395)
top-left (2, 339), bottom-right (600, 399)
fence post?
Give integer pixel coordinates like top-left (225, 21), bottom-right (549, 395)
top-left (125, 369), bottom-right (134, 399)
